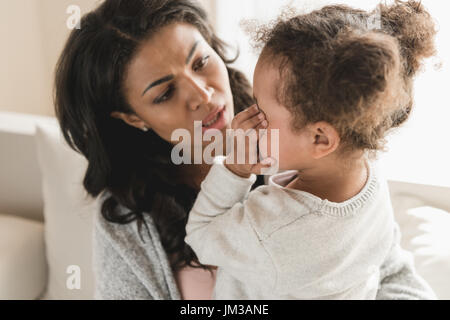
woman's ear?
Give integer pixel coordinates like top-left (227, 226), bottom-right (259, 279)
top-left (110, 111), bottom-right (149, 131)
top-left (308, 121), bottom-right (340, 159)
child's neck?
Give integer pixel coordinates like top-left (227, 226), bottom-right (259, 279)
top-left (286, 155), bottom-right (369, 203)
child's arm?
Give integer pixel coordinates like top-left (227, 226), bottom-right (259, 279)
top-left (185, 155), bottom-right (276, 287)
top-left (185, 105), bottom-right (277, 287)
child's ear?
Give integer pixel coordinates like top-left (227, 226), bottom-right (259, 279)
top-left (111, 111), bottom-right (149, 131)
top-left (308, 122), bottom-right (340, 159)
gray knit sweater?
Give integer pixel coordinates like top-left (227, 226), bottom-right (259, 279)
top-left (93, 193), bottom-right (437, 300)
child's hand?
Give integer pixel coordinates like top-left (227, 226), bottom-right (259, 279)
top-left (224, 104), bottom-right (274, 178)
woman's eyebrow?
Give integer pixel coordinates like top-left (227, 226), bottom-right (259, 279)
top-left (141, 40), bottom-right (200, 97)
top-left (142, 75), bottom-right (174, 96)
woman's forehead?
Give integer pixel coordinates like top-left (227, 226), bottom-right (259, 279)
top-left (134, 23), bottom-right (205, 70)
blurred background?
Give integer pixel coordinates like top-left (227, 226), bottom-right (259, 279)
top-left (0, 0), bottom-right (449, 300)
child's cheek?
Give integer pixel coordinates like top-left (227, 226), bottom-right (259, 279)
top-left (258, 127), bottom-right (269, 160)
top-left (258, 122), bottom-right (278, 160)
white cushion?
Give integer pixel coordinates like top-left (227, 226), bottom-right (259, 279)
top-left (35, 124), bottom-right (97, 300)
top-left (392, 195), bottom-right (450, 299)
top-left (0, 111), bottom-right (57, 222)
top-left (0, 214), bottom-right (46, 299)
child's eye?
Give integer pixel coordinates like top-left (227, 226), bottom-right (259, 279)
top-left (193, 55), bottom-right (210, 72)
top-left (154, 84), bottom-right (175, 104)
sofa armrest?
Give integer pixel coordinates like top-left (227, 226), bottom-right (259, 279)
top-left (0, 214), bottom-right (47, 299)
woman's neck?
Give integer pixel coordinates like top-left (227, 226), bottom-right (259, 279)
top-left (287, 155), bottom-right (369, 203)
top-left (182, 135), bottom-right (229, 191)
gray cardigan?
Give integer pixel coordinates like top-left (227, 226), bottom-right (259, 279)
top-left (93, 195), bottom-right (437, 300)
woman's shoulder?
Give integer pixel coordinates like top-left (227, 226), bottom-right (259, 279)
top-left (94, 192), bottom-right (138, 243)
top-left (93, 191), bottom-right (181, 299)
top-left (93, 191), bottom-right (157, 249)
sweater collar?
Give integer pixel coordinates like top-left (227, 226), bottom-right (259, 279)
top-left (267, 161), bottom-right (379, 217)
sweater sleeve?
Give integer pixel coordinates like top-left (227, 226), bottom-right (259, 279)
top-left (376, 223), bottom-right (437, 300)
top-left (93, 224), bottom-right (154, 300)
top-left (185, 156), bottom-right (276, 289)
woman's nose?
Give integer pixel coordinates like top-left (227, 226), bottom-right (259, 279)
top-left (185, 77), bottom-right (213, 111)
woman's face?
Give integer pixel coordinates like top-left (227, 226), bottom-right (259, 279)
top-left (115, 22), bottom-right (235, 148)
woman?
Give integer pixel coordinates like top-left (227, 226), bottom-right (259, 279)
top-left (54, 0), bottom-right (436, 299)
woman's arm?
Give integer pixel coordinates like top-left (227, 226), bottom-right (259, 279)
top-left (376, 223), bottom-right (437, 300)
top-left (93, 203), bottom-right (181, 300)
top-left (93, 225), bottom-right (154, 300)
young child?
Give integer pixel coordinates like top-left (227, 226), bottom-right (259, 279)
top-left (185, 1), bottom-right (436, 299)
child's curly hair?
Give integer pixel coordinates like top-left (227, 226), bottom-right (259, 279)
top-left (252, 0), bottom-right (437, 154)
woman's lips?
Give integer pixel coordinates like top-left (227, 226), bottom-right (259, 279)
top-left (202, 106), bottom-right (223, 123)
top-left (201, 106), bottom-right (226, 133)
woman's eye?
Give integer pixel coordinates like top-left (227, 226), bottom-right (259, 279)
top-left (154, 85), bottom-right (175, 104)
top-left (193, 55), bottom-right (210, 71)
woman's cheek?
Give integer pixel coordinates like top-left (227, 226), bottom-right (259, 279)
top-left (148, 112), bottom-right (186, 143)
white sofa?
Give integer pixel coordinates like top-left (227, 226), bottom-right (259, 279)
top-left (0, 111), bottom-right (96, 300)
top-left (0, 111), bottom-right (449, 300)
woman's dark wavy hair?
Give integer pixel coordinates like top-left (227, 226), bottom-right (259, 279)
top-left (54, 0), bottom-right (257, 272)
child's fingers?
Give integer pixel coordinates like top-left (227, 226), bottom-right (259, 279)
top-left (240, 112), bottom-right (266, 131)
top-left (232, 105), bottom-right (260, 128)
top-left (246, 104), bottom-right (260, 115)
top-left (255, 120), bottom-right (268, 131)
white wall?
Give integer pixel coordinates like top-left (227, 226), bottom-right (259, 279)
top-left (0, 0), bottom-right (54, 116)
top-left (0, 0), bottom-right (99, 117)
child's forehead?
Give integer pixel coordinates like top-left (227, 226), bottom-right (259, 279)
top-left (254, 56), bottom-right (282, 83)
top-left (254, 57), bottom-right (285, 101)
